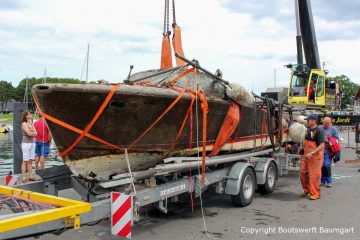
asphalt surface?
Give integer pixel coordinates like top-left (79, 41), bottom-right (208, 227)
top-left (27, 132), bottom-right (360, 240)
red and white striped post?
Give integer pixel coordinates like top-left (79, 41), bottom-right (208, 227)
top-left (5, 175), bottom-right (18, 187)
top-left (111, 192), bottom-right (132, 238)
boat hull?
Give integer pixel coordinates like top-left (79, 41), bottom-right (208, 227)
top-left (32, 78), bottom-right (278, 180)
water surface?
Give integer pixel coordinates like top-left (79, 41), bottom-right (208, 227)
top-left (0, 131), bottom-right (63, 176)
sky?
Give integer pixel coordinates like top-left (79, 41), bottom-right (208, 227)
top-left (0, 0), bottom-right (359, 94)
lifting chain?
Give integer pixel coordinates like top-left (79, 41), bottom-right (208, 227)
top-left (163, 0), bottom-right (170, 35)
top-left (172, 0), bottom-right (176, 25)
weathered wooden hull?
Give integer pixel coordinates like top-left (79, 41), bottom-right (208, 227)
top-left (32, 71), bottom-right (277, 181)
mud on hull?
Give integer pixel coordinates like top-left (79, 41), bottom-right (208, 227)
top-left (32, 77), bottom-right (278, 181)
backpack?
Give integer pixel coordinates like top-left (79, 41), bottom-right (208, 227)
top-left (327, 136), bottom-right (341, 156)
top-left (333, 152), bottom-right (341, 163)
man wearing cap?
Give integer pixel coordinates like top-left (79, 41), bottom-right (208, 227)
top-left (318, 116), bottom-right (340, 188)
top-left (300, 114), bottom-right (325, 200)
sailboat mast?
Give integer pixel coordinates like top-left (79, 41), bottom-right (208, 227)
top-left (43, 68), bottom-right (47, 83)
top-left (86, 44), bottom-right (89, 83)
top-left (24, 76), bottom-right (28, 103)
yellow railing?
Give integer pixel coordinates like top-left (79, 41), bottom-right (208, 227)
top-left (0, 185), bottom-right (92, 233)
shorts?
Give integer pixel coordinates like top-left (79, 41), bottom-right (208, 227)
top-left (22, 142), bottom-right (35, 161)
top-left (35, 142), bottom-right (50, 157)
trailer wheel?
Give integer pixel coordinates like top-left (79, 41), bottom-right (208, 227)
top-left (259, 161), bottom-right (277, 194)
top-left (231, 167), bottom-right (255, 207)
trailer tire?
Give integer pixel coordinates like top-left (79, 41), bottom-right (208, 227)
top-left (259, 161), bottom-right (277, 194)
top-left (231, 167), bottom-right (255, 207)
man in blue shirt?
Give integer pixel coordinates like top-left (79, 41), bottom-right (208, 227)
top-left (318, 117), bottom-right (339, 187)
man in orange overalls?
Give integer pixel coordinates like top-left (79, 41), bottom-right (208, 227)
top-left (300, 114), bottom-right (325, 200)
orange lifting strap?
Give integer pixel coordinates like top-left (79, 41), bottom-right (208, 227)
top-left (165, 90), bottom-right (195, 157)
top-left (33, 86), bottom-right (123, 156)
top-left (128, 68), bottom-right (196, 150)
top-left (33, 69), bottom-right (197, 158)
top-left (172, 23), bottom-right (186, 66)
top-left (208, 101), bottom-right (240, 157)
top-left (60, 84), bottom-right (121, 157)
top-left (160, 33), bottom-right (173, 69)
top-left (160, 0), bottom-right (186, 68)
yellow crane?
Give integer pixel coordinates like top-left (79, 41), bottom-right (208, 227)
top-left (286, 0), bottom-right (340, 110)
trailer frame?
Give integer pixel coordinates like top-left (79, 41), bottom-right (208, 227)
top-left (0, 148), bottom-right (291, 239)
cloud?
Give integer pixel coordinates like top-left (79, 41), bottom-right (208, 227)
top-left (220, 0), bottom-right (360, 41)
top-left (0, 0), bottom-right (358, 94)
top-left (0, 0), bottom-right (25, 10)
top-left (312, 0), bottom-right (360, 21)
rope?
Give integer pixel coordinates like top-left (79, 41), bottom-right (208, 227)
top-left (194, 78), bottom-right (215, 240)
top-left (190, 88), bottom-right (208, 183)
top-left (167, 68), bottom-right (195, 86)
top-left (125, 149), bottom-right (137, 195)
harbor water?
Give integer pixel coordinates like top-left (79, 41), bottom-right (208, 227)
top-left (0, 131), bottom-right (63, 176)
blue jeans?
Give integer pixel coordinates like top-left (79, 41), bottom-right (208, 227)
top-left (321, 166), bottom-right (332, 184)
top-left (35, 142), bottom-right (50, 157)
top-left (321, 153), bottom-right (332, 184)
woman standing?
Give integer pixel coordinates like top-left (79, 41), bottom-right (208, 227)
top-left (21, 110), bottom-right (37, 182)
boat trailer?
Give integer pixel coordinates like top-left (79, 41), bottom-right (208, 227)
top-left (0, 148), bottom-right (293, 239)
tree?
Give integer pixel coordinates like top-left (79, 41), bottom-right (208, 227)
top-left (0, 80), bottom-right (15, 113)
top-left (328, 75), bottom-right (359, 109)
top-left (14, 77), bottom-right (85, 102)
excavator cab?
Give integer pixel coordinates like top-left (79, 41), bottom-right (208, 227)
top-left (287, 64), bottom-right (328, 108)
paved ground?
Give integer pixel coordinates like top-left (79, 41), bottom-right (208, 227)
top-left (27, 132), bottom-right (360, 240)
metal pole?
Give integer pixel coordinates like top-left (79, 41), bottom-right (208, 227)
top-left (348, 126), bottom-right (350, 148)
top-left (294, 0), bottom-right (303, 64)
top-left (274, 68), bottom-right (277, 88)
top-left (155, 148), bottom-right (275, 174)
top-left (44, 68), bottom-right (47, 83)
top-left (294, 0), bottom-right (301, 36)
top-left (86, 43), bottom-right (89, 83)
top-left (13, 103), bottom-right (28, 174)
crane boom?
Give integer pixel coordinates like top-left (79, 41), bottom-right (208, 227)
top-left (297, 0), bottom-right (321, 69)
top-left (287, 0), bottom-right (340, 110)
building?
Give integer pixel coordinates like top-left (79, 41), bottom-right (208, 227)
top-left (0, 101), bottom-right (15, 113)
top-left (261, 87), bottom-right (289, 103)
top-left (354, 88), bottom-right (360, 113)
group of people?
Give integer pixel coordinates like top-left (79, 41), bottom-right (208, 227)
top-left (300, 114), bottom-right (340, 200)
top-left (21, 110), bottom-right (51, 183)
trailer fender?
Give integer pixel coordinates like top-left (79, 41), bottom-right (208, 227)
top-left (255, 158), bottom-right (279, 185)
top-left (225, 162), bottom-right (255, 195)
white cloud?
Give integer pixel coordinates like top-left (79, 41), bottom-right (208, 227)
top-left (0, 0), bottom-right (359, 94)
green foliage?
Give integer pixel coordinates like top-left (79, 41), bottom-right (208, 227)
top-left (328, 75), bottom-right (359, 109)
top-left (0, 81), bottom-right (16, 112)
top-left (14, 77), bottom-right (85, 102)
top-left (0, 81), bottom-right (15, 101)
top-left (0, 77), bottom-right (84, 112)
top-left (0, 113), bottom-right (13, 124)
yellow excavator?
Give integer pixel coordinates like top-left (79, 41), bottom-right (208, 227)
top-left (286, 0), bottom-right (341, 110)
